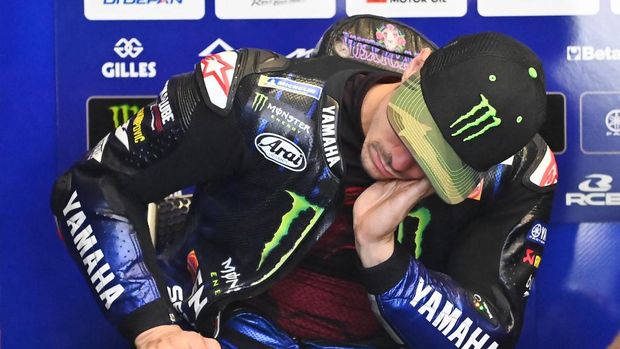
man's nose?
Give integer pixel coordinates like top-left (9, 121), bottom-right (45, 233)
top-left (391, 143), bottom-right (416, 173)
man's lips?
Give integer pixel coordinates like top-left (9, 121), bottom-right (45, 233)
top-left (371, 146), bottom-right (394, 178)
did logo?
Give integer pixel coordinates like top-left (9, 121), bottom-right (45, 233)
top-left (102, 38), bottom-right (157, 79)
top-left (566, 174), bottom-right (620, 206)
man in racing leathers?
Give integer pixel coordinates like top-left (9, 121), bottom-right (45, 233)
top-left (51, 17), bottom-right (557, 349)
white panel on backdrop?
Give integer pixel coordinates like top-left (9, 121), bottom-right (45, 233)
top-left (215, 0), bottom-right (336, 19)
top-left (346, 0), bottom-right (467, 18)
top-left (478, 0), bottom-right (599, 17)
top-left (198, 39), bottom-right (235, 57)
top-left (84, 0), bottom-right (205, 21)
top-left (612, 0), bottom-right (620, 14)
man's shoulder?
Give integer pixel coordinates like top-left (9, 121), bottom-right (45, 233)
top-left (469, 135), bottom-right (558, 205)
top-left (194, 49), bottom-right (292, 116)
top-left (515, 135), bottom-right (559, 193)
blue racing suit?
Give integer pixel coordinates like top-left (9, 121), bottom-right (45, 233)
top-left (51, 44), bottom-right (557, 348)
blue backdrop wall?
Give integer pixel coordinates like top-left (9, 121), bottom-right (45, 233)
top-left (1, 0), bottom-right (619, 348)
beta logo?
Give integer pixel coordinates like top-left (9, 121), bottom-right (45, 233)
top-left (567, 46), bottom-right (620, 61)
top-left (255, 133), bottom-right (307, 172)
top-left (566, 174), bottom-right (620, 206)
top-left (102, 38), bottom-right (156, 79)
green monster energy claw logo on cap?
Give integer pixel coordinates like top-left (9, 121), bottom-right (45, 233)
top-left (450, 94), bottom-right (502, 142)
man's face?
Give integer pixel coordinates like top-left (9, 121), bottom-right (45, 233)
top-left (361, 48), bottom-right (432, 181)
top-left (361, 103), bottom-right (426, 181)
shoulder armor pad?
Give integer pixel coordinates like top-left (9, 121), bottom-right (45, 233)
top-left (522, 135), bottom-right (558, 192)
top-left (194, 49), bottom-right (289, 116)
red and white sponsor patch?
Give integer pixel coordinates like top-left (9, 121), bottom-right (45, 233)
top-left (200, 51), bottom-right (237, 109)
top-left (529, 146), bottom-right (558, 187)
top-left (149, 104), bottom-right (164, 133)
top-left (468, 178), bottom-right (484, 201)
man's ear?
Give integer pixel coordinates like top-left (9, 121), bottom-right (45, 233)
top-left (402, 48), bottom-right (432, 82)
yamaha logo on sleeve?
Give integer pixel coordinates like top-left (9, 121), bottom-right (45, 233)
top-left (255, 133), bottom-right (307, 172)
top-left (526, 223), bottom-right (548, 246)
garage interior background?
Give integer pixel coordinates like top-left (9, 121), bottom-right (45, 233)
top-left (2, 0), bottom-right (619, 348)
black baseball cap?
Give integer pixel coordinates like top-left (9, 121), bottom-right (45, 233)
top-left (388, 32), bottom-right (547, 204)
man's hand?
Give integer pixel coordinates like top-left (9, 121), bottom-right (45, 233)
top-left (353, 179), bottom-right (433, 268)
top-left (135, 325), bottom-right (221, 349)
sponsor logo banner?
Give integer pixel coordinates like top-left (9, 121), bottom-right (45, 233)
top-left (567, 46), bottom-right (620, 61)
top-left (346, 0), bottom-right (467, 18)
top-left (215, 0), bottom-right (336, 19)
top-left (478, 0), bottom-right (599, 16)
top-left (84, 0), bottom-right (205, 20)
top-left (580, 92), bottom-right (620, 154)
top-left (87, 97), bottom-right (155, 149)
top-left (102, 38), bottom-right (157, 79)
top-left (566, 174), bottom-right (620, 207)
